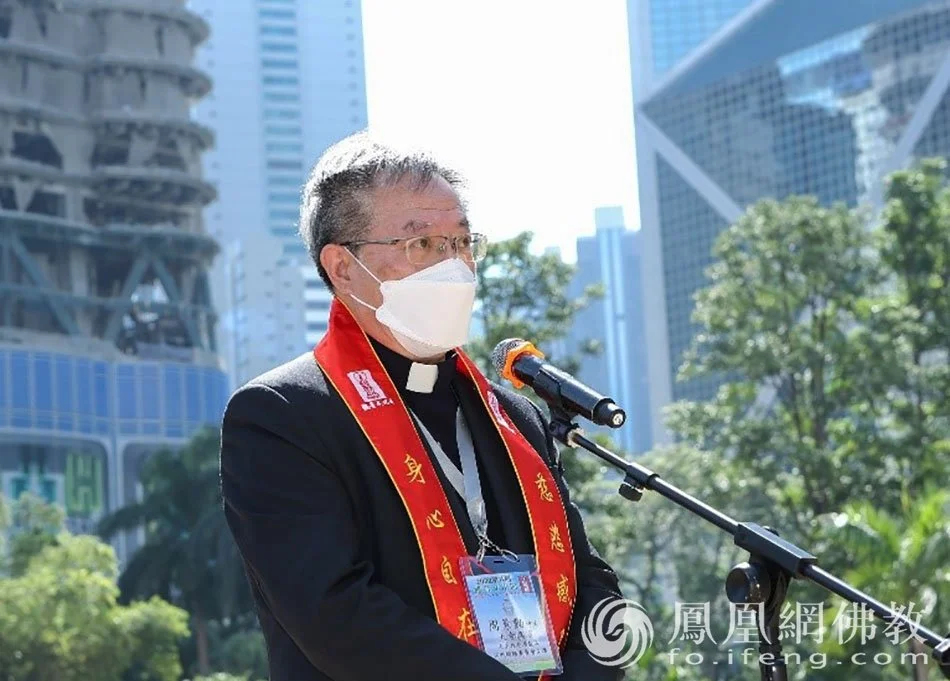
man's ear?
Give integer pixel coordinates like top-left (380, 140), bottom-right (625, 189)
top-left (320, 244), bottom-right (354, 294)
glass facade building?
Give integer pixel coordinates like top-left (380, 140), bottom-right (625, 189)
top-left (630, 0), bottom-right (950, 442)
top-left (191, 0), bottom-right (367, 384)
top-left (0, 348), bottom-right (227, 537)
top-left (649, 0), bottom-right (753, 74)
top-left (0, 2), bottom-right (228, 553)
top-left (564, 208), bottom-right (653, 455)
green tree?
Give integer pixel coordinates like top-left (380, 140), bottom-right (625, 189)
top-left (666, 196), bottom-right (883, 540)
top-left (207, 618), bottom-right (269, 681)
top-left (826, 489), bottom-right (950, 681)
top-left (0, 494), bottom-right (190, 681)
top-left (98, 426), bottom-right (248, 676)
top-left (7, 489), bottom-right (66, 576)
top-left (469, 231), bottom-right (602, 375)
top-left (639, 164), bottom-right (950, 681)
top-left (856, 159), bottom-right (950, 498)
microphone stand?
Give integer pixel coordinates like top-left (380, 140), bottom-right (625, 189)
top-left (547, 410), bottom-right (950, 681)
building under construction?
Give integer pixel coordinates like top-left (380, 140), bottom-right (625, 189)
top-left (0, 0), bottom-right (227, 551)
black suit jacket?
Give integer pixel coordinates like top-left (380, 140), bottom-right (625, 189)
top-left (220, 351), bottom-right (624, 681)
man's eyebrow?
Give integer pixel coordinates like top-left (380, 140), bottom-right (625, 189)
top-left (402, 219), bottom-right (431, 232)
top-left (401, 217), bottom-right (471, 231)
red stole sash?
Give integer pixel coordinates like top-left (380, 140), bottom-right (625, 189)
top-left (314, 298), bottom-right (577, 657)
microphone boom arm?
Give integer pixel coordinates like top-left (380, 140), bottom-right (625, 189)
top-left (546, 411), bottom-right (950, 681)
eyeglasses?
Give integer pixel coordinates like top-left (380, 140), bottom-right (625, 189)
top-left (340, 232), bottom-right (489, 267)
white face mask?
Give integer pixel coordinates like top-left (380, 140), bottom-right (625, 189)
top-left (349, 255), bottom-right (477, 359)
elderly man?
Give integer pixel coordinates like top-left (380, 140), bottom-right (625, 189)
top-left (220, 132), bottom-right (624, 681)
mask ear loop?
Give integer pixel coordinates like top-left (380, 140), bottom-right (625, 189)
top-left (345, 247), bottom-right (383, 312)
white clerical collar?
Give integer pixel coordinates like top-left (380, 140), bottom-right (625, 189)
top-left (406, 361), bottom-right (440, 394)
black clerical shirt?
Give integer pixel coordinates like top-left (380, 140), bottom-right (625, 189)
top-left (371, 339), bottom-right (513, 551)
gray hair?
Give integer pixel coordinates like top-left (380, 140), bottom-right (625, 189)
top-left (298, 131), bottom-right (467, 290)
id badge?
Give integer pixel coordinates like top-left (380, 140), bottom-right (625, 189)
top-left (459, 554), bottom-right (563, 676)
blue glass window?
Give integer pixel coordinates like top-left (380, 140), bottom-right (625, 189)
top-left (268, 192), bottom-right (300, 202)
top-left (264, 109), bottom-right (301, 120)
top-left (266, 145), bottom-right (303, 156)
top-left (264, 92), bottom-right (300, 103)
top-left (268, 177), bottom-right (301, 187)
top-left (261, 26), bottom-right (297, 36)
top-left (203, 370), bottom-right (217, 423)
top-left (261, 59), bottom-right (298, 69)
top-left (34, 354), bottom-right (52, 411)
top-left (185, 367), bottom-right (202, 423)
top-left (54, 356), bottom-right (73, 430)
top-left (260, 9), bottom-right (295, 20)
top-left (267, 161), bottom-right (301, 171)
top-left (32, 354), bottom-right (52, 429)
top-left (263, 75), bottom-right (299, 86)
top-left (164, 365), bottom-right (182, 422)
top-left (94, 362), bottom-right (110, 418)
top-left (0, 350), bottom-right (6, 410)
top-left (117, 365), bottom-right (137, 420)
top-left (11, 351), bottom-right (29, 409)
top-left (216, 372), bottom-right (230, 421)
top-left (265, 125), bottom-right (302, 136)
top-left (268, 209), bottom-right (298, 220)
top-left (76, 359), bottom-right (92, 416)
top-left (261, 42), bottom-right (298, 53)
top-left (55, 355), bottom-right (73, 412)
top-left (141, 365), bottom-right (160, 420)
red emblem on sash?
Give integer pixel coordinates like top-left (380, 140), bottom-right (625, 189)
top-left (314, 299), bottom-right (576, 669)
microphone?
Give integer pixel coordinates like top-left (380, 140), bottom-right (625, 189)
top-left (491, 338), bottom-right (627, 428)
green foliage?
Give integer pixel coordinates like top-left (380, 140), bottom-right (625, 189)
top-left (469, 231), bottom-right (602, 375)
top-left (8, 490), bottom-right (67, 576)
top-left (582, 161), bottom-right (950, 681)
top-left (118, 597), bottom-right (194, 681)
top-left (832, 488), bottom-right (950, 626)
top-left (669, 196), bottom-right (883, 532)
top-left (208, 621), bottom-right (269, 681)
top-left (0, 495), bottom-right (190, 681)
top-left (97, 425), bottom-right (249, 676)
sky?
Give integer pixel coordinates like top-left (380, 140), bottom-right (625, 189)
top-left (361, 1), bottom-right (639, 262)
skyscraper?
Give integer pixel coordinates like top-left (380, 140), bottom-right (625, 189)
top-left (565, 208), bottom-right (652, 454)
top-left (647, 0), bottom-right (753, 75)
top-left (189, 0), bottom-right (366, 384)
top-left (0, 1), bottom-right (227, 550)
top-left (629, 0), bottom-right (950, 443)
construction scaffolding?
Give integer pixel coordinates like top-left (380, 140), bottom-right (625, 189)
top-left (0, 0), bottom-right (218, 359)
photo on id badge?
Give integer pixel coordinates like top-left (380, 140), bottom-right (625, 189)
top-left (460, 554), bottom-right (564, 676)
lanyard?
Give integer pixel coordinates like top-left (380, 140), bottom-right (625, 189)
top-left (412, 409), bottom-right (513, 561)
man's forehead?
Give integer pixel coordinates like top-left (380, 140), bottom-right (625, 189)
top-left (376, 201), bottom-right (468, 230)
top-left (369, 177), bottom-right (467, 229)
